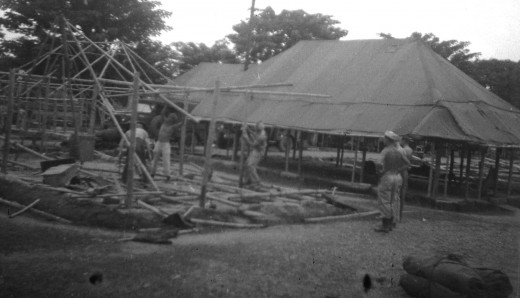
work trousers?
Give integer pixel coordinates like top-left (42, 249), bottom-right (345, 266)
top-left (245, 149), bottom-right (262, 185)
top-left (151, 141), bottom-right (171, 177)
top-left (377, 172), bottom-right (402, 222)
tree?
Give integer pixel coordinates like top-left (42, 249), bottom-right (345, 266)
top-left (228, 6), bottom-right (348, 63)
top-left (0, 0), bottom-right (171, 70)
top-left (171, 40), bottom-right (239, 75)
top-left (471, 59), bottom-right (520, 108)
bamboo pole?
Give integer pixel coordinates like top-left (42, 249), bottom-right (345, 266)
top-left (125, 72), bottom-right (140, 208)
top-left (199, 80), bottom-right (220, 208)
top-left (40, 76), bottom-right (50, 153)
top-left (284, 130), bottom-right (290, 172)
top-left (67, 29), bottom-right (159, 192)
top-left (335, 136), bottom-right (340, 167)
top-left (477, 147), bottom-right (486, 200)
top-left (351, 137), bottom-right (358, 183)
top-left (2, 69), bottom-right (15, 174)
top-left (448, 146), bottom-right (455, 188)
top-left (9, 199), bottom-right (40, 218)
top-left (239, 92), bottom-right (250, 188)
top-left (297, 131), bottom-right (303, 176)
top-left (189, 218), bottom-right (265, 229)
top-left (0, 197), bottom-right (71, 223)
top-left (459, 145), bottom-right (465, 183)
top-left (507, 149), bottom-right (514, 198)
top-left (432, 142), bottom-right (441, 199)
top-left (88, 85), bottom-right (98, 134)
top-left (444, 144), bottom-right (450, 199)
top-left (493, 148), bottom-right (501, 196)
top-left (360, 142), bottom-right (367, 183)
top-left (231, 127), bottom-right (238, 162)
top-left (179, 93), bottom-right (188, 176)
top-left (226, 189), bottom-right (328, 200)
top-left (427, 142), bottom-right (435, 197)
top-left (340, 136), bottom-right (345, 167)
top-left (465, 147), bottom-right (472, 199)
top-left (190, 123), bottom-right (196, 154)
top-left (305, 210), bottom-right (380, 223)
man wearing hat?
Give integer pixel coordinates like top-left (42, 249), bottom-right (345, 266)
top-left (375, 131), bottom-right (411, 233)
top-left (398, 136), bottom-right (413, 222)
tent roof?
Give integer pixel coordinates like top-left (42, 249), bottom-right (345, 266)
top-left (174, 39), bottom-right (520, 146)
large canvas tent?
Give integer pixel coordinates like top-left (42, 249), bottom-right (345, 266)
top-left (174, 39), bottom-right (520, 147)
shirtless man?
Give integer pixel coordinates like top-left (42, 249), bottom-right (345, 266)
top-left (151, 113), bottom-right (182, 180)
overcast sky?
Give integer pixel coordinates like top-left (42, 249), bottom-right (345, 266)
top-left (156, 0), bottom-right (520, 61)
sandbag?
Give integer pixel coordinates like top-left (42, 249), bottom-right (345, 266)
top-left (399, 273), bottom-right (467, 298)
top-left (403, 255), bottom-right (486, 297)
top-left (474, 268), bottom-right (513, 298)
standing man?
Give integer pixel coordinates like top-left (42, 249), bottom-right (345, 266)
top-left (242, 121), bottom-right (267, 186)
top-left (151, 113), bottom-right (182, 181)
top-left (375, 131), bottom-right (410, 233)
top-left (118, 122), bottom-right (151, 182)
top-left (398, 136), bottom-right (413, 222)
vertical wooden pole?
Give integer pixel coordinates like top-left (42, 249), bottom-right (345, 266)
top-left (427, 142), bottom-right (435, 197)
top-left (444, 144), bottom-right (450, 198)
top-left (335, 136), bottom-right (341, 167)
top-left (199, 80), bottom-right (220, 207)
top-left (351, 137), bottom-right (358, 183)
top-left (448, 146), bottom-right (455, 188)
top-left (465, 146), bottom-right (472, 199)
top-left (507, 149), bottom-right (514, 198)
top-left (297, 131), bottom-right (303, 176)
top-left (125, 72), bottom-right (140, 208)
top-left (493, 148), bottom-right (501, 196)
top-left (179, 93), bottom-right (188, 176)
top-left (231, 127), bottom-right (238, 162)
top-left (2, 69), bottom-right (15, 174)
top-left (62, 98), bottom-right (67, 132)
top-left (477, 147), bottom-right (486, 200)
top-left (284, 130), bottom-right (290, 172)
top-left (238, 92), bottom-right (250, 188)
top-left (53, 97), bottom-right (57, 131)
top-left (40, 77), bottom-right (50, 152)
top-left (190, 123), bottom-right (196, 154)
top-left (88, 84), bottom-right (98, 134)
top-left (459, 145), bottom-right (465, 184)
top-left (432, 142), bottom-right (442, 199)
top-left (360, 141), bottom-right (367, 183)
top-left (292, 130), bottom-right (297, 160)
top-left (340, 136), bottom-right (345, 167)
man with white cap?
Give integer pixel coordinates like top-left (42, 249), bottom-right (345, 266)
top-left (375, 131), bottom-right (411, 233)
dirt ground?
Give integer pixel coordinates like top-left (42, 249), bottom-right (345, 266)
top-left (1, 197), bottom-right (518, 298)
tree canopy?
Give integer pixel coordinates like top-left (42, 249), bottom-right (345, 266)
top-left (0, 0), bottom-right (171, 71)
top-left (228, 6), bottom-right (348, 63)
top-left (171, 40), bottom-right (239, 76)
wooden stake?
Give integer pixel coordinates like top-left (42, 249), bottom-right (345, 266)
top-left (199, 80), bottom-right (220, 207)
top-left (432, 142), bottom-right (441, 199)
top-left (125, 72), bottom-right (140, 208)
top-left (2, 69), bottom-right (15, 174)
top-left (477, 147), bottom-right (486, 200)
top-left (427, 142), bottom-right (435, 197)
top-left (239, 92), bottom-right (250, 188)
top-left (459, 145), bottom-right (465, 184)
top-left (284, 130), bottom-right (291, 172)
top-left (360, 142), bottom-right (367, 183)
top-left (465, 146), bottom-right (472, 199)
top-left (297, 131), bottom-right (303, 176)
top-left (340, 136), bottom-right (345, 167)
top-left (444, 144), bottom-right (449, 199)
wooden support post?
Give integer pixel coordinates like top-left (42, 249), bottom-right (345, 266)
top-left (284, 130), bottom-right (290, 172)
top-left (62, 98), bottom-right (67, 132)
top-left (125, 72), bottom-right (140, 208)
top-left (297, 131), bottom-right (303, 176)
top-left (448, 146), bottom-right (455, 188)
top-left (432, 142), bottom-right (442, 199)
top-left (231, 127), bottom-right (238, 162)
top-left (465, 146), bottom-right (472, 199)
top-left (477, 147), bottom-right (486, 200)
top-left (40, 76), bottom-right (50, 153)
top-left (199, 80), bottom-right (220, 208)
top-left (493, 148), bottom-right (501, 196)
top-left (2, 69), bottom-right (15, 174)
top-left (179, 93), bottom-right (188, 176)
top-left (459, 145), bottom-right (465, 184)
top-left (351, 137), bottom-right (358, 183)
top-left (507, 149), bottom-right (514, 198)
top-left (335, 136), bottom-right (341, 167)
top-left (52, 98), bottom-right (57, 131)
top-left (340, 136), bottom-right (345, 167)
top-left (239, 92), bottom-right (250, 188)
top-left (190, 123), bottom-right (196, 154)
top-left (360, 145), bottom-right (367, 183)
top-left (444, 144), bottom-right (450, 199)
top-left (88, 84), bottom-right (98, 134)
top-left (427, 142), bottom-right (435, 197)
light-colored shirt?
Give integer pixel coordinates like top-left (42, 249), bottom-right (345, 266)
top-left (380, 144), bottom-right (411, 174)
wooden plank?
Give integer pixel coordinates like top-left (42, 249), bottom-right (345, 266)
top-left (189, 218), bottom-right (265, 228)
top-left (226, 189), bottom-right (328, 201)
top-left (179, 93), bottom-right (188, 176)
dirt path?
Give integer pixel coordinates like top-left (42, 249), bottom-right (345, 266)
top-left (1, 203), bottom-right (518, 298)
